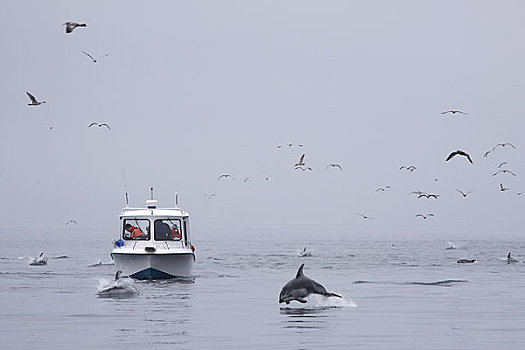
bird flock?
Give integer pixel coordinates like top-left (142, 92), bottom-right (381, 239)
top-left (26, 21), bottom-right (111, 131)
top-left (344, 103), bottom-right (523, 224)
top-left (22, 22), bottom-right (522, 230)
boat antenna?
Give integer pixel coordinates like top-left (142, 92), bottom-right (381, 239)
top-left (175, 192), bottom-right (179, 207)
top-left (123, 169), bottom-right (129, 206)
top-left (150, 187), bottom-right (154, 200)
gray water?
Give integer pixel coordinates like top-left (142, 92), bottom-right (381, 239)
top-left (1, 227), bottom-right (524, 349)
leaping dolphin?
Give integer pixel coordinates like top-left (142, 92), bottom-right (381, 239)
top-left (29, 252), bottom-right (47, 266)
top-left (279, 264), bottom-right (342, 304)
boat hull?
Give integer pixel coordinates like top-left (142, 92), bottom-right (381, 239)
top-left (111, 252), bottom-right (194, 280)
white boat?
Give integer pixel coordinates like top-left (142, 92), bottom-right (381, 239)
top-left (111, 197), bottom-right (195, 280)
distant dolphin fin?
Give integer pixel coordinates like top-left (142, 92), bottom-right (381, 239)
top-left (296, 264), bottom-right (305, 279)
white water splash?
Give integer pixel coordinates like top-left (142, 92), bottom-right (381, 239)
top-left (282, 294), bottom-right (357, 309)
top-left (95, 276), bottom-right (141, 297)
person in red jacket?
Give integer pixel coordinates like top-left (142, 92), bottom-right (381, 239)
top-left (124, 223), bottom-right (146, 239)
top-left (171, 225), bottom-right (181, 240)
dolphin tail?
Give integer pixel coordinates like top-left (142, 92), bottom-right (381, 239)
top-left (325, 292), bottom-right (342, 298)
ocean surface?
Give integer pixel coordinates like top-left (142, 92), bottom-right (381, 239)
top-left (1, 227), bottom-right (524, 349)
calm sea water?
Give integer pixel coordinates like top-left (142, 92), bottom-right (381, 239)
top-left (1, 227), bottom-right (524, 349)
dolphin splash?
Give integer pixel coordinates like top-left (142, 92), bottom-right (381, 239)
top-left (29, 252), bottom-right (47, 266)
top-left (279, 264), bottom-right (342, 304)
top-left (97, 271), bottom-right (140, 298)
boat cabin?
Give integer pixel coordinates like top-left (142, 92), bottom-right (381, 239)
top-left (117, 200), bottom-right (192, 249)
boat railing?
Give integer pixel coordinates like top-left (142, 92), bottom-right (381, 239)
top-left (115, 239), bottom-right (193, 251)
top-left (121, 207), bottom-right (187, 215)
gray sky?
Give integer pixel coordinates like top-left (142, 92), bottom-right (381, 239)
top-left (1, 1), bottom-right (524, 239)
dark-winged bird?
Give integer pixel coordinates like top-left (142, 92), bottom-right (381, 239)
top-left (446, 150), bottom-right (473, 164)
top-left (88, 122), bottom-right (111, 130)
top-left (64, 22), bottom-right (86, 33)
top-left (456, 189), bottom-right (473, 198)
top-left (493, 170), bottom-right (517, 177)
top-left (82, 51), bottom-right (97, 63)
top-left (415, 214), bottom-right (434, 219)
top-left (326, 164), bottom-right (342, 170)
top-left (357, 212), bottom-right (374, 220)
top-left (492, 143), bottom-right (516, 151)
top-left (26, 92), bottom-right (46, 106)
top-left (217, 174), bottom-right (234, 181)
top-left (441, 110), bottom-right (468, 115)
top-left (294, 154), bottom-right (305, 167)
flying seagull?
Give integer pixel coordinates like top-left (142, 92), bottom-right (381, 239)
top-left (400, 165), bottom-right (416, 172)
top-left (357, 212), bottom-right (374, 220)
top-left (26, 92), bottom-right (45, 106)
top-left (204, 193), bottom-right (216, 199)
top-left (376, 186), bottom-right (391, 192)
top-left (64, 22), bottom-right (86, 33)
top-left (243, 177), bottom-right (250, 182)
top-left (294, 154), bottom-right (305, 167)
top-left (326, 164), bottom-right (342, 170)
top-left (500, 183), bottom-right (510, 192)
top-left (483, 150), bottom-right (492, 157)
top-left (88, 122), bottom-right (111, 130)
top-left (418, 193), bottom-right (439, 199)
top-left (441, 110), bottom-right (468, 115)
top-left (456, 189), bottom-right (473, 198)
top-left (493, 169), bottom-right (517, 177)
top-left (446, 150), bottom-right (473, 164)
top-left (295, 166), bottom-right (312, 171)
top-left (217, 174), bottom-right (234, 181)
top-left (65, 220), bottom-right (78, 225)
top-left (415, 213), bottom-right (434, 219)
top-left (82, 51), bottom-right (97, 63)
top-left (492, 143), bottom-right (516, 151)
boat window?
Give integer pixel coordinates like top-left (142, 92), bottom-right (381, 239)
top-left (154, 219), bottom-right (182, 241)
top-left (123, 219), bottom-right (150, 240)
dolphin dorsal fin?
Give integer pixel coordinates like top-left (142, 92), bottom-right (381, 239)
top-left (296, 264), bottom-right (305, 278)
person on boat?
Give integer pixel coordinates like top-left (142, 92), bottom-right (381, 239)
top-left (154, 220), bottom-right (172, 240)
top-left (124, 224), bottom-right (146, 239)
top-left (171, 225), bottom-right (181, 240)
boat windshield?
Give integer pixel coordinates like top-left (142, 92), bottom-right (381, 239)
top-left (123, 219), bottom-right (150, 240)
top-left (154, 218), bottom-right (182, 241)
